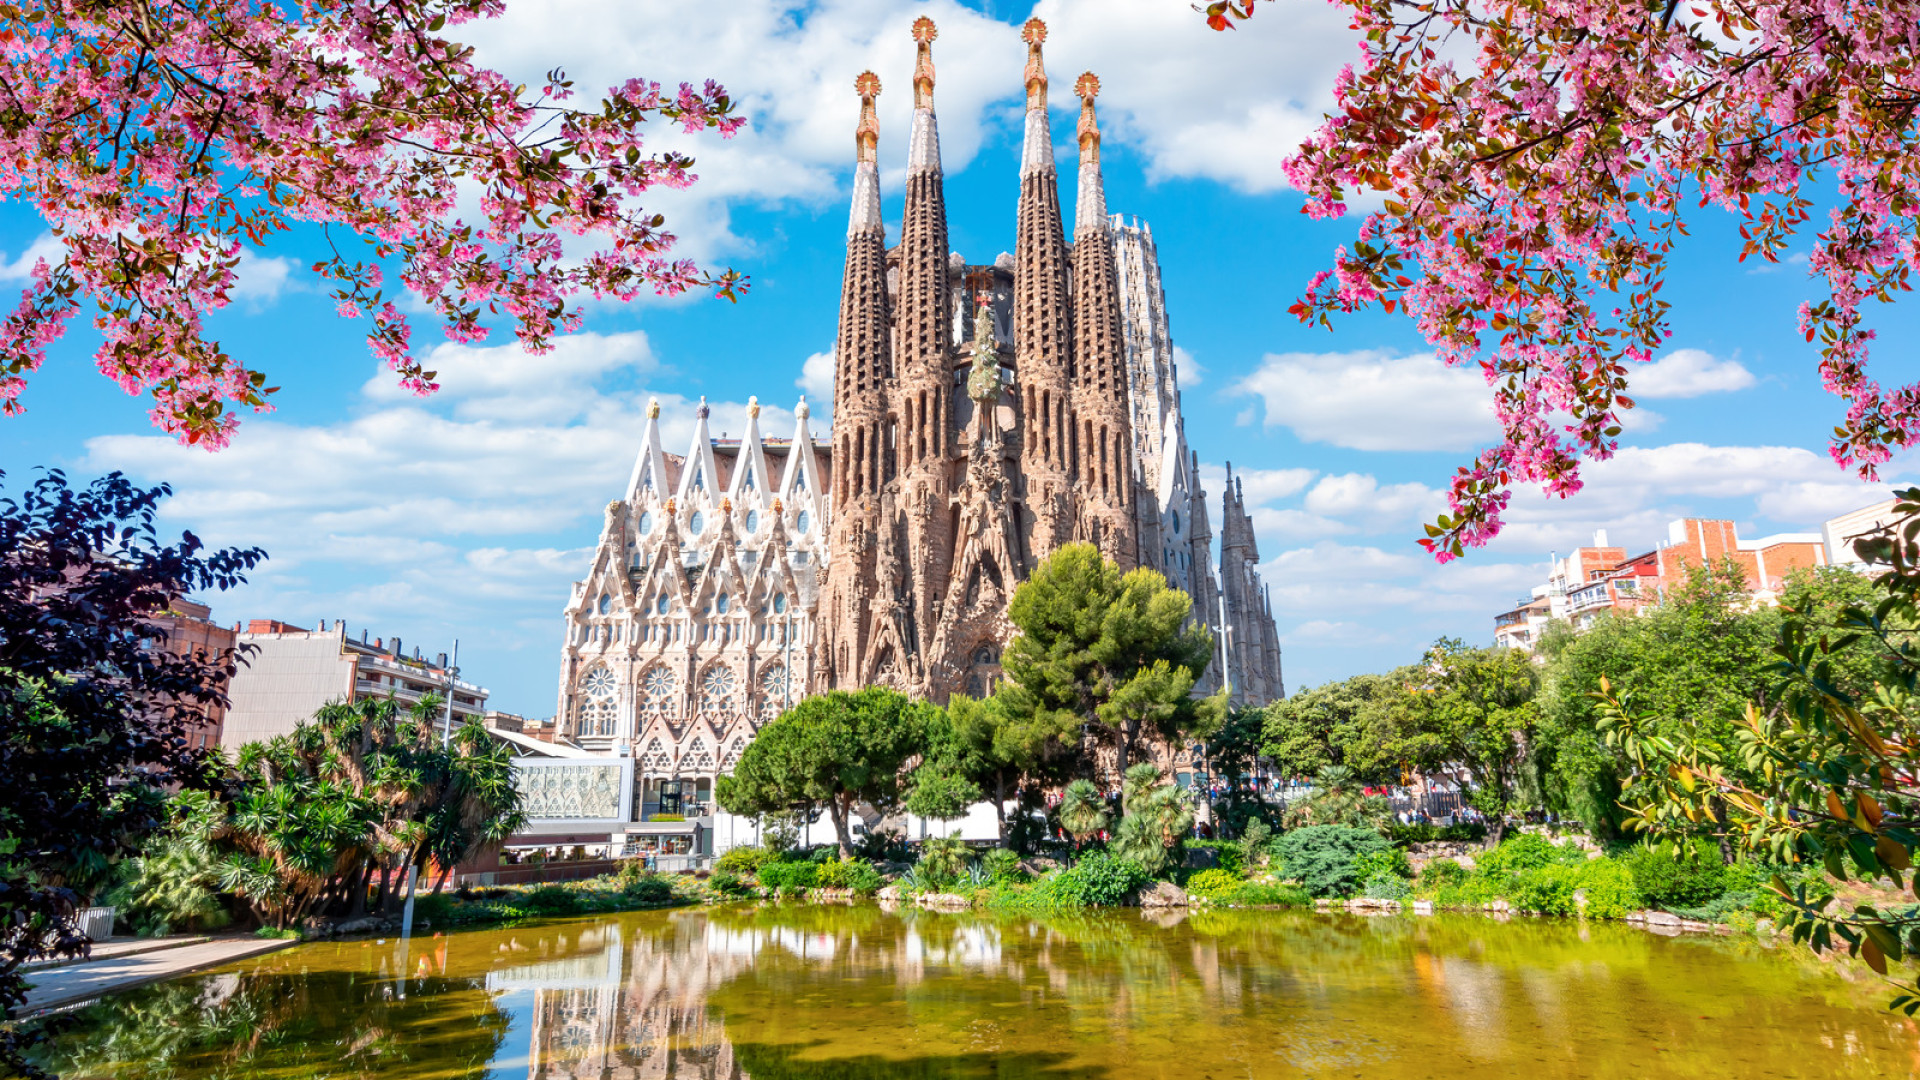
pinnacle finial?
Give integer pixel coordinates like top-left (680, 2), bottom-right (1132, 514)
top-left (854, 71), bottom-right (881, 164)
top-left (696, 395), bottom-right (710, 420)
top-left (1076, 72), bottom-right (1102, 158)
top-left (795, 396), bottom-right (809, 419)
top-left (1023, 18), bottom-right (1048, 111)
top-left (748, 394), bottom-right (760, 419)
top-left (912, 17), bottom-right (938, 110)
top-left (647, 396), bottom-right (660, 419)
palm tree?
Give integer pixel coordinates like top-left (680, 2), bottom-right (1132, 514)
top-left (1057, 779), bottom-right (1110, 859)
top-left (1113, 764), bottom-right (1193, 876)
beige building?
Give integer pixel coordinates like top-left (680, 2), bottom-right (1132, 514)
top-left (221, 619), bottom-right (488, 749)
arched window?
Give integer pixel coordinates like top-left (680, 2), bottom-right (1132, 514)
top-left (698, 664), bottom-right (740, 716)
top-left (597, 594), bottom-right (612, 615)
top-left (715, 593), bottom-right (731, 614)
top-left (638, 510), bottom-right (654, 535)
top-left (689, 511), bottom-right (705, 535)
top-left (772, 592), bottom-right (788, 615)
top-left (745, 510), bottom-right (759, 533)
top-left (796, 510), bottom-right (811, 535)
top-left (577, 666), bottom-right (618, 737)
top-left (638, 664), bottom-right (679, 718)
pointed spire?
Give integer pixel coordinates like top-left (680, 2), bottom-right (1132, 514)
top-left (908, 17), bottom-right (942, 175)
top-left (626, 395), bottom-right (669, 499)
top-left (1020, 18), bottom-right (1053, 177)
top-left (850, 71), bottom-right (882, 236)
top-left (1074, 72), bottom-right (1107, 239)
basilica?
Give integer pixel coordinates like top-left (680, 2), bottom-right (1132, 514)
top-left (528, 18), bottom-right (1282, 836)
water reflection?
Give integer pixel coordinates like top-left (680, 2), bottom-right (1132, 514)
top-left (34, 906), bottom-right (1920, 1079)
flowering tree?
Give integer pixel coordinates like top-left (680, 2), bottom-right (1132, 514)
top-left (1207, 0), bottom-right (1920, 558)
top-left (0, 1), bottom-right (744, 447)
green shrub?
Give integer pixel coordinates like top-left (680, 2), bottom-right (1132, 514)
top-left (411, 894), bottom-right (455, 926)
top-left (1185, 868), bottom-right (1243, 900)
top-left (980, 848), bottom-right (1026, 884)
top-left (1418, 858), bottom-right (1471, 891)
top-left (1182, 840), bottom-right (1245, 876)
top-left (716, 845), bottom-right (776, 877)
top-left (706, 871), bottom-right (755, 899)
top-left (1234, 881), bottom-right (1312, 907)
top-left (1572, 859), bottom-right (1640, 919)
top-left (1353, 847), bottom-right (1412, 881)
top-left (518, 885), bottom-right (585, 917)
top-left (1386, 822), bottom-right (1486, 845)
top-left (1476, 834), bottom-right (1579, 874)
top-left (1623, 841), bottom-right (1731, 908)
top-left (918, 835), bottom-right (972, 885)
top-left (813, 857), bottom-right (884, 894)
top-left (757, 861), bottom-right (820, 896)
top-left (1362, 873), bottom-right (1413, 901)
top-left (1274, 825), bottom-right (1391, 897)
top-left (1041, 853), bottom-right (1149, 907)
top-left (1506, 864), bottom-right (1581, 915)
top-left (620, 875), bottom-right (675, 904)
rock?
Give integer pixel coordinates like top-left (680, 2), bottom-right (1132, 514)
top-left (1680, 920), bottom-right (1715, 933)
top-left (1643, 910), bottom-right (1682, 927)
top-left (1184, 847), bottom-right (1220, 870)
top-left (1488, 899), bottom-right (1511, 913)
top-left (1412, 900), bottom-right (1434, 915)
top-left (1314, 897), bottom-right (1337, 908)
top-left (917, 892), bottom-right (971, 909)
top-left (1021, 857), bottom-right (1062, 875)
top-left (1572, 889), bottom-right (1589, 913)
top-left (1625, 912), bottom-right (1646, 924)
top-left (1755, 918), bottom-right (1775, 937)
top-left (1346, 897), bottom-right (1401, 913)
top-left (1139, 882), bottom-right (1189, 908)
top-left (877, 885), bottom-right (903, 902)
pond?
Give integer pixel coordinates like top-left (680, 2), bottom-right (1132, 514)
top-left (32, 904), bottom-right (1917, 1079)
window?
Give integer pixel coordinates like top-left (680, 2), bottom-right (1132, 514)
top-left (796, 510), bottom-right (810, 535)
top-left (689, 511), bottom-right (705, 535)
top-left (656, 594), bottom-right (670, 614)
top-left (772, 592), bottom-right (788, 614)
top-left (745, 510), bottom-right (759, 533)
top-left (1171, 510), bottom-right (1181, 534)
top-left (597, 594), bottom-right (612, 615)
top-left (715, 593), bottom-right (731, 614)
top-left (638, 510), bottom-right (654, 535)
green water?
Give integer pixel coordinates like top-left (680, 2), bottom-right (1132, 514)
top-left (32, 904), bottom-right (1919, 1079)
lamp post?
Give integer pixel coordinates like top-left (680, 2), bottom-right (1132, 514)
top-left (440, 639), bottom-right (460, 748)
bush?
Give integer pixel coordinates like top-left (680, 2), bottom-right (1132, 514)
top-left (1274, 825), bottom-right (1391, 897)
top-left (620, 874), bottom-right (675, 904)
top-left (518, 885), bottom-right (585, 917)
top-left (1036, 853), bottom-right (1149, 908)
top-left (706, 871), bottom-right (755, 899)
top-left (1387, 822), bottom-right (1486, 845)
top-left (757, 861), bottom-right (820, 896)
top-left (1623, 841), bottom-right (1731, 908)
top-left (1182, 840), bottom-right (1245, 876)
top-left (411, 894), bottom-right (455, 926)
top-left (918, 835), bottom-right (972, 885)
top-left (1573, 859), bottom-right (1641, 919)
top-left (1185, 868), bottom-right (1243, 900)
top-left (980, 848), bottom-right (1026, 884)
top-left (1476, 834), bottom-right (1578, 874)
top-left (814, 857), bottom-right (885, 894)
top-left (715, 845), bottom-right (776, 877)
top-left (1353, 846), bottom-right (1412, 882)
top-left (1506, 864), bottom-right (1581, 915)
top-left (1234, 881), bottom-right (1312, 907)
top-left (1362, 873), bottom-right (1413, 901)
top-left (1418, 858), bottom-right (1471, 891)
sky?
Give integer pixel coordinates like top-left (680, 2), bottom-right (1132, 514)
top-left (4, 0), bottom-right (1914, 717)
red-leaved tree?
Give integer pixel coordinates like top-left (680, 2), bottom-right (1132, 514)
top-left (0, 1), bottom-right (744, 447)
top-left (1207, 0), bottom-right (1920, 558)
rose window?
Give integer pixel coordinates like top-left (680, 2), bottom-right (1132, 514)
top-left (757, 664), bottom-right (790, 720)
top-left (639, 665), bottom-right (678, 717)
top-left (578, 666), bottom-right (618, 737)
top-left (698, 665), bottom-right (740, 716)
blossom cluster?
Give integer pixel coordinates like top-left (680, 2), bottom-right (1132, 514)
top-left (0, 0), bottom-right (743, 446)
top-left (1216, 0), bottom-right (1920, 559)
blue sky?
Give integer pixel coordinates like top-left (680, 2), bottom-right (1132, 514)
top-left (3, 0), bottom-right (1913, 716)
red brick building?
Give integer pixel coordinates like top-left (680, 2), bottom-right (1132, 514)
top-left (154, 599), bottom-right (237, 750)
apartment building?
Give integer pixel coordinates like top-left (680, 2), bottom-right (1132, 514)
top-left (221, 619), bottom-right (488, 749)
top-left (1494, 514), bottom-right (1840, 650)
top-left (153, 599), bottom-right (237, 750)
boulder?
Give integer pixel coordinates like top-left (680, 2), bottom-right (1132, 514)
top-left (1139, 882), bottom-right (1189, 908)
top-left (917, 892), bottom-right (971, 909)
top-left (1643, 910), bottom-right (1682, 927)
top-left (1346, 897), bottom-right (1401, 914)
top-left (1411, 900), bottom-right (1435, 915)
top-left (876, 885), bottom-right (903, 902)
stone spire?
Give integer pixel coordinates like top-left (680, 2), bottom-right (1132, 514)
top-left (1068, 70), bottom-right (1134, 566)
top-left (820, 70), bottom-right (895, 691)
top-left (1013, 17), bottom-right (1076, 560)
top-left (894, 15), bottom-right (956, 681)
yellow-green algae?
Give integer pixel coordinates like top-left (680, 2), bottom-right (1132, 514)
top-left (34, 905), bottom-right (1916, 1079)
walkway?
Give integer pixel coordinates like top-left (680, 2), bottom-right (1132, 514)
top-left (22, 935), bottom-right (298, 1013)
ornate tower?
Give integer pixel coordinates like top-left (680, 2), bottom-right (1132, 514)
top-left (1012, 18), bottom-right (1076, 561)
top-left (1068, 72), bottom-right (1136, 568)
top-left (818, 70), bottom-right (893, 692)
top-left (894, 16), bottom-right (956, 662)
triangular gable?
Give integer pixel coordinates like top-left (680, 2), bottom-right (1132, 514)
top-left (675, 397), bottom-right (721, 505)
top-left (728, 397), bottom-right (773, 511)
top-left (627, 398), bottom-right (672, 501)
top-left (777, 398), bottom-right (825, 525)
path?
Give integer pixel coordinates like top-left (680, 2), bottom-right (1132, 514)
top-left (22, 935), bottom-right (298, 1013)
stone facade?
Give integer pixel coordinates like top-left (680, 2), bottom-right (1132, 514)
top-left (548, 18), bottom-right (1283, 819)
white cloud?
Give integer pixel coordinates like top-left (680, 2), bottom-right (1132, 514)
top-left (1173, 345), bottom-right (1204, 388)
top-left (361, 330), bottom-right (659, 423)
top-left (1628, 348), bottom-right (1756, 399)
top-left (797, 349), bottom-right (835, 415)
top-left (0, 232), bottom-right (62, 280)
top-left (1235, 350), bottom-right (1497, 452)
top-left (230, 250), bottom-right (297, 307)
top-left (1302, 472), bottom-right (1441, 525)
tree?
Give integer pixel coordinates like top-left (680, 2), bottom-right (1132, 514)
top-left (716, 688), bottom-right (929, 859)
top-left (1260, 670), bottom-right (1412, 784)
top-left (1390, 641), bottom-right (1539, 845)
top-left (1207, 0), bottom-right (1920, 557)
top-left (1201, 704), bottom-right (1275, 837)
top-left (0, 467), bottom-right (261, 1078)
top-left (1111, 763), bottom-right (1193, 878)
top-left (1595, 488), bottom-right (1920, 1001)
top-left (999, 544), bottom-right (1223, 776)
top-left (0, 1), bottom-right (744, 446)
top-left (1055, 779), bottom-right (1110, 855)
